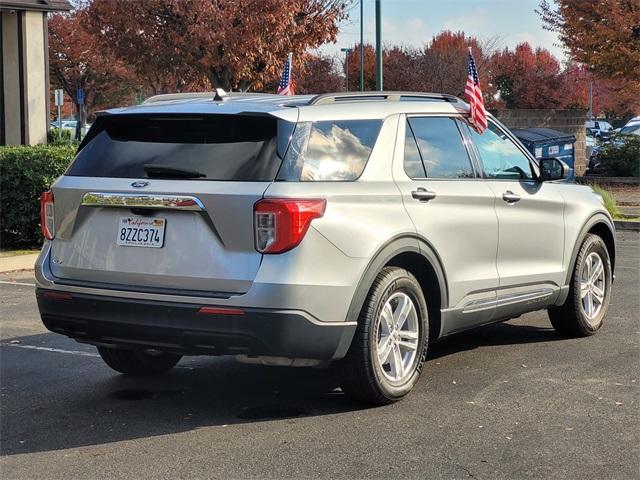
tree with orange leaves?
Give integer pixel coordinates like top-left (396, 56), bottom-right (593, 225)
top-left (85, 0), bottom-right (348, 93)
top-left (538, 0), bottom-right (640, 80)
top-left (489, 43), bottom-right (564, 109)
top-left (48, 9), bottom-right (137, 121)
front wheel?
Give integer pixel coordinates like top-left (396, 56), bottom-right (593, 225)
top-left (97, 346), bottom-right (182, 375)
top-left (337, 267), bottom-right (429, 405)
top-left (548, 233), bottom-right (612, 337)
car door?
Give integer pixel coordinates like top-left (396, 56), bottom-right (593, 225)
top-left (463, 120), bottom-right (566, 319)
top-left (392, 115), bottom-right (500, 335)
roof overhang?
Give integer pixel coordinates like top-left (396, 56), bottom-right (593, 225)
top-left (0, 0), bottom-right (72, 12)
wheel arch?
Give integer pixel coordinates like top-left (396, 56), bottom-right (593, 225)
top-left (566, 213), bottom-right (616, 286)
top-left (345, 235), bottom-right (449, 341)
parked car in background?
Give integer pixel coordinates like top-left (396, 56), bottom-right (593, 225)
top-left (585, 120), bottom-right (614, 140)
top-left (617, 124), bottom-right (640, 137)
top-left (36, 91), bottom-right (616, 405)
top-left (623, 116), bottom-right (640, 128)
top-left (50, 119), bottom-right (91, 136)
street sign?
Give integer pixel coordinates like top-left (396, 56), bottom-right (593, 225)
top-left (77, 88), bottom-right (85, 105)
top-left (54, 89), bottom-right (64, 106)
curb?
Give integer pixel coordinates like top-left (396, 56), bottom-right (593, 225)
top-left (0, 253), bottom-right (39, 273)
top-left (578, 176), bottom-right (640, 186)
top-left (614, 220), bottom-right (640, 232)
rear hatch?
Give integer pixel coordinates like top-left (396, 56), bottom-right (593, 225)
top-left (49, 113), bottom-right (293, 296)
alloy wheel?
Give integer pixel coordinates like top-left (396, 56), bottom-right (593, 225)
top-left (375, 292), bottom-right (420, 383)
top-left (580, 251), bottom-right (606, 325)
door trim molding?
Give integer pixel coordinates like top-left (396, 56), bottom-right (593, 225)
top-left (441, 283), bottom-right (559, 337)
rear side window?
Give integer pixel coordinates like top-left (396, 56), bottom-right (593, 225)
top-left (67, 115), bottom-right (291, 181)
top-left (405, 117), bottom-right (475, 179)
top-left (277, 120), bottom-right (382, 181)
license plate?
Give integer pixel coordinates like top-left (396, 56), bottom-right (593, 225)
top-left (117, 217), bottom-right (166, 248)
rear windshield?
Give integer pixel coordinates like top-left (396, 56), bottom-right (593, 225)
top-left (67, 115), bottom-right (293, 181)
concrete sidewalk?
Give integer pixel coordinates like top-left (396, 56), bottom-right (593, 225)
top-left (0, 254), bottom-right (39, 273)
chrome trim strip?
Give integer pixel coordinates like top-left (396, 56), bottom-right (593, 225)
top-left (463, 288), bottom-right (554, 313)
top-left (81, 192), bottom-right (205, 211)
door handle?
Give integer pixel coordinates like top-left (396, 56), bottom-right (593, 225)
top-left (502, 190), bottom-right (521, 204)
top-left (411, 188), bottom-right (436, 202)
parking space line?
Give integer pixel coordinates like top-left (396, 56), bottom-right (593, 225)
top-left (0, 343), bottom-right (195, 370)
top-left (0, 343), bottom-right (99, 357)
top-left (0, 280), bottom-right (36, 287)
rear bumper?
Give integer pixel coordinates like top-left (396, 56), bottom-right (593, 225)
top-left (36, 289), bottom-right (356, 360)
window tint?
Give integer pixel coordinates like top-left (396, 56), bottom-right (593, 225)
top-left (68, 115), bottom-right (289, 181)
top-left (406, 117), bottom-right (474, 178)
top-left (277, 120), bottom-right (382, 181)
top-left (469, 122), bottom-right (534, 180)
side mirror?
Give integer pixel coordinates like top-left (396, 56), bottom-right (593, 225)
top-left (539, 157), bottom-right (570, 182)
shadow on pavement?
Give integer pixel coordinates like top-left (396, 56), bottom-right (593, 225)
top-left (1, 321), bottom-right (563, 456)
top-left (428, 321), bottom-right (561, 360)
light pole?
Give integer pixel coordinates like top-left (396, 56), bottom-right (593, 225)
top-left (360, 0), bottom-right (364, 91)
top-left (588, 79), bottom-right (593, 120)
top-left (341, 47), bottom-right (352, 92)
top-left (375, 0), bottom-right (382, 91)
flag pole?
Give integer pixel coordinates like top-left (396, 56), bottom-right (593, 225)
top-left (360, 0), bottom-right (364, 91)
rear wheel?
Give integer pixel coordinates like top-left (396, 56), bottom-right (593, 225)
top-left (548, 233), bottom-right (612, 337)
top-left (337, 267), bottom-right (429, 405)
top-left (97, 346), bottom-right (182, 375)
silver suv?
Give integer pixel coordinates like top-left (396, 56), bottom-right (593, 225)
top-left (36, 91), bottom-right (615, 405)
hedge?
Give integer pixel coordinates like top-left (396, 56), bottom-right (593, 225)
top-left (0, 145), bottom-right (76, 248)
top-left (597, 135), bottom-right (640, 177)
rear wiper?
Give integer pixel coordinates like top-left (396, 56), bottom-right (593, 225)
top-left (143, 164), bottom-right (206, 179)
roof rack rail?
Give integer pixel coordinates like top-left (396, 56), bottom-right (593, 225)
top-left (309, 91), bottom-right (464, 106)
top-left (143, 92), bottom-right (219, 104)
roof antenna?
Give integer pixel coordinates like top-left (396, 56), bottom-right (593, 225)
top-left (213, 88), bottom-right (228, 101)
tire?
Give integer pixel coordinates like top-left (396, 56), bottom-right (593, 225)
top-left (97, 346), bottom-right (182, 375)
top-left (548, 233), bottom-right (612, 337)
top-left (336, 267), bottom-right (429, 405)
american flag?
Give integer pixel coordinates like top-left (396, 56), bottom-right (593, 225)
top-left (465, 48), bottom-right (487, 134)
top-left (277, 53), bottom-right (294, 96)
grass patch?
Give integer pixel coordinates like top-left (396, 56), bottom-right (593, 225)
top-left (0, 249), bottom-right (40, 258)
top-left (591, 184), bottom-right (622, 218)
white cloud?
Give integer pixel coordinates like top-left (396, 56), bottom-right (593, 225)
top-left (513, 30), bottom-right (566, 61)
top-left (443, 8), bottom-right (490, 34)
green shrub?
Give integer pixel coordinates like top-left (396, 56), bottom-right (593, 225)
top-left (591, 184), bottom-right (622, 219)
top-left (0, 144), bottom-right (76, 248)
top-left (597, 135), bottom-right (640, 177)
top-left (48, 127), bottom-right (73, 144)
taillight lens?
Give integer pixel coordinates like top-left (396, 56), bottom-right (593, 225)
top-left (40, 190), bottom-right (55, 240)
top-left (254, 198), bottom-right (326, 254)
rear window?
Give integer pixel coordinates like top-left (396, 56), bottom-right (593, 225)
top-left (67, 115), bottom-right (292, 181)
top-left (277, 119), bottom-right (382, 181)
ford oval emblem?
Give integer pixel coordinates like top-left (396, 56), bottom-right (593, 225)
top-left (131, 181), bottom-right (150, 188)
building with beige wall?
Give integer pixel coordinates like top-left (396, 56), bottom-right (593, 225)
top-left (1, 0), bottom-right (70, 145)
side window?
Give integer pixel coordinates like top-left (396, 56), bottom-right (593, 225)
top-left (405, 117), bottom-right (475, 179)
top-left (403, 121), bottom-right (426, 178)
top-left (469, 122), bottom-right (534, 180)
top-left (277, 119), bottom-right (382, 181)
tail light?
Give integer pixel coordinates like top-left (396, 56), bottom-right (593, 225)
top-left (254, 198), bottom-right (326, 254)
top-left (40, 190), bottom-right (55, 240)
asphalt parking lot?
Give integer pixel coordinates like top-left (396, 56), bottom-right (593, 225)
top-left (1, 231), bottom-right (638, 480)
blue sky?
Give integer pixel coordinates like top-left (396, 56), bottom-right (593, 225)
top-left (320, 0), bottom-right (564, 60)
